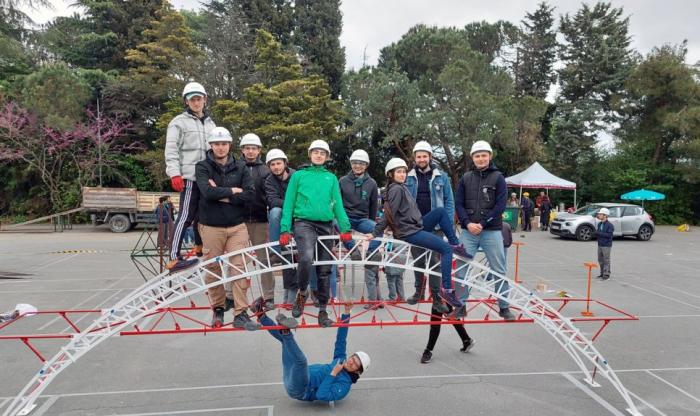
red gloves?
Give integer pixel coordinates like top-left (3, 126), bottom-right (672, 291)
top-left (339, 232), bottom-right (353, 242)
top-left (171, 176), bottom-right (184, 192)
top-left (279, 233), bottom-right (291, 246)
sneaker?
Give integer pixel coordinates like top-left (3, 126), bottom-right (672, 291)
top-left (499, 308), bottom-right (516, 321)
top-left (318, 310), bottom-right (333, 328)
top-left (223, 297), bottom-right (234, 312)
top-left (420, 349), bottom-right (432, 364)
top-left (264, 299), bottom-right (275, 311)
top-left (275, 313), bottom-right (298, 329)
top-left (407, 291), bottom-right (423, 305)
top-left (450, 244), bottom-right (472, 259)
top-left (601, 275), bottom-right (610, 280)
top-left (165, 258), bottom-right (199, 273)
top-left (211, 307), bottom-right (225, 328)
top-left (595, 275), bottom-right (603, 279)
top-left (233, 313), bottom-right (261, 331)
top-left (195, 244), bottom-right (204, 257)
top-left (441, 290), bottom-right (463, 308)
top-left (292, 291), bottom-right (306, 318)
top-left (431, 299), bottom-right (449, 314)
top-left (460, 339), bottom-right (475, 353)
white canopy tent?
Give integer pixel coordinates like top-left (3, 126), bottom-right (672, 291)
top-left (505, 162), bottom-right (578, 208)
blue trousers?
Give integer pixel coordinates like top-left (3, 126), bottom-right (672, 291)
top-left (261, 314), bottom-right (309, 400)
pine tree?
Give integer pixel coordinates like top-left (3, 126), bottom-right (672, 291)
top-left (516, 2), bottom-right (557, 99)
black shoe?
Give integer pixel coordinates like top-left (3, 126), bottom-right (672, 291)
top-left (233, 312), bottom-right (261, 331)
top-left (292, 291), bottom-right (306, 318)
top-left (450, 244), bottom-right (472, 259)
top-left (166, 258), bottom-right (199, 273)
top-left (223, 297), bottom-right (234, 312)
top-left (318, 310), bottom-right (333, 328)
top-left (407, 291), bottom-right (423, 305)
top-left (601, 275), bottom-right (610, 280)
top-left (275, 313), bottom-right (298, 329)
top-left (431, 299), bottom-right (449, 314)
top-left (460, 339), bottom-right (475, 353)
top-left (595, 275), bottom-right (603, 279)
top-left (211, 307), bottom-right (225, 328)
top-left (250, 297), bottom-right (265, 315)
top-left (499, 308), bottom-right (516, 321)
top-left (420, 349), bottom-right (432, 364)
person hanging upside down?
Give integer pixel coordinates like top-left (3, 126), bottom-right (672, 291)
top-left (366, 158), bottom-right (472, 310)
top-left (253, 299), bottom-right (370, 402)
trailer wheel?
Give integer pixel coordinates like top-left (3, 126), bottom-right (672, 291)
top-left (109, 214), bottom-right (131, 233)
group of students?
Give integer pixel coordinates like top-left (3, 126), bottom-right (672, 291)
top-left (163, 81), bottom-right (517, 403)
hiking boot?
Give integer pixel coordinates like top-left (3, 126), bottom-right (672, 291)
top-left (264, 299), bottom-right (275, 311)
top-left (233, 312), bottom-right (261, 331)
top-left (165, 258), bottom-right (199, 273)
top-left (195, 244), bottom-right (204, 257)
top-left (431, 298), bottom-right (449, 314)
top-left (223, 297), bottom-right (234, 312)
top-left (441, 290), bottom-right (463, 308)
top-left (499, 308), bottom-right (516, 321)
top-left (407, 291), bottom-right (423, 305)
top-left (211, 307), bottom-right (225, 328)
top-left (460, 338), bottom-right (475, 353)
top-left (420, 349), bottom-right (432, 364)
top-left (275, 313), bottom-right (298, 329)
top-left (318, 310), bottom-right (334, 328)
top-left (450, 244), bottom-right (472, 259)
top-left (292, 291), bottom-right (306, 318)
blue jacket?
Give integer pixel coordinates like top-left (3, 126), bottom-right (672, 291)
top-left (303, 314), bottom-right (355, 402)
top-left (596, 221), bottom-right (614, 247)
top-left (405, 164), bottom-right (455, 223)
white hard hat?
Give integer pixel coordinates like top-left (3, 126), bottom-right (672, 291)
top-left (265, 148), bottom-right (288, 165)
top-left (470, 140), bottom-right (493, 155)
top-left (308, 139), bottom-right (331, 156)
top-left (412, 140), bottom-right (433, 155)
top-left (354, 351), bottom-right (370, 372)
top-left (182, 82), bottom-right (207, 99)
top-left (349, 149), bottom-right (370, 165)
top-left (240, 133), bottom-right (262, 148)
top-left (598, 208), bottom-right (610, 216)
top-left (207, 127), bottom-right (233, 143)
top-left (385, 157), bottom-right (408, 176)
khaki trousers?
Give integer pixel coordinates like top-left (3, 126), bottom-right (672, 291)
top-left (199, 223), bottom-right (250, 314)
top-left (246, 221), bottom-right (275, 300)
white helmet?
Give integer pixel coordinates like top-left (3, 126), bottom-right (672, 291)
top-left (598, 208), bottom-right (610, 216)
top-left (265, 148), bottom-right (288, 165)
top-left (349, 149), bottom-right (370, 165)
top-left (354, 351), bottom-right (371, 372)
top-left (308, 139), bottom-right (331, 156)
top-left (207, 127), bottom-right (233, 143)
top-left (240, 133), bottom-right (262, 148)
top-left (470, 140), bottom-right (493, 155)
top-left (182, 82), bottom-right (207, 99)
top-left (412, 140), bottom-right (433, 155)
top-left (384, 157), bottom-right (408, 176)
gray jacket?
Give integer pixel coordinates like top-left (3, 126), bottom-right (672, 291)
top-left (339, 172), bottom-right (379, 220)
top-left (165, 111), bottom-right (216, 180)
top-left (373, 182), bottom-right (423, 239)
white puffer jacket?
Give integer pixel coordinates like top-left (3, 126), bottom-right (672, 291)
top-left (164, 111), bottom-right (216, 180)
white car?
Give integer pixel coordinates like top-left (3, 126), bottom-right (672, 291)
top-left (549, 203), bottom-right (655, 241)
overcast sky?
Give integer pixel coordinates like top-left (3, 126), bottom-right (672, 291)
top-left (30, 0), bottom-right (700, 69)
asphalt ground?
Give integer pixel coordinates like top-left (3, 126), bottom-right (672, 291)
top-left (0, 224), bottom-right (699, 416)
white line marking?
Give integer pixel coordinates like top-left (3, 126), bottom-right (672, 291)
top-left (0, 398), bottom-right (9, 411)
top-left (114, 405), bottom-right (274, 416)
top-left (638, 314), bottom-right (700, 319)
top-left (645, 280), bottom-right (700, 301)
top-left (0, 288), bottom-right (134, 294)
top-left (30, 254), bottom-right (80, 271)
top-left (622, 282), bottom-right (700, 310)
top-left (645, 370), bottom-right (700, 404)
top-left (32, 396), bottom-right (59, 416)
top-left (627, 389), bottom-right (668, 416)
top-left (561, 373), bottom-right (625, 416)
top-left (59, 289), bottom-right (127, 334)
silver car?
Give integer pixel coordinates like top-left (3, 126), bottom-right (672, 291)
top-left (549, 203), bottom-right (655, 241)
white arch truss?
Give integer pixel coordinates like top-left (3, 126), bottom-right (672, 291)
top-left (3, 236), bottom-right (642, 416)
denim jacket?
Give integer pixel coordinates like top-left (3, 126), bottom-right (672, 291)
top-left (405, 165), bottom-right (455, 223)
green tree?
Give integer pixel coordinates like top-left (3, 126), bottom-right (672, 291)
top-left (515, 2), bottom-right (557, 99)
top-left (294, 0), bottom-right (345, 98)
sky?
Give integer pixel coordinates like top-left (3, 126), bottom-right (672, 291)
top-left (28, 0), bottom-right (700, 70)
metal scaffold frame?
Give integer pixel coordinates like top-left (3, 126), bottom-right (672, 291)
top-left (2, 236), bottom-right (643, 416)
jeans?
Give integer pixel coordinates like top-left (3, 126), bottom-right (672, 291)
top-left (269, 207), bottom-right (282, 253)
top-left (293, 220), bottom-right (334, 307)
top-left (344, 217), bottom-right (381, 252)
top-left (457, 229), bottom-right (509, 310)
top-left (261, 314), bottom-right (308, 400)
top-left (386, 272), bottom-right (404, 300)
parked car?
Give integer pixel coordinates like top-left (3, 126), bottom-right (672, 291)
top-left (549, 203), bottom-right (655, 241)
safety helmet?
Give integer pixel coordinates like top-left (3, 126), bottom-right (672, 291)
top-left (182, 82), bottom-right (207, 99)
top-left (349, 149), bottom-right (370, 165)
top-left (354, 351), bottom-right (371, 372)
top-left (265, 148), bottom-right (288, 165)
top-left (239, 133), bottom-right (262, 148)
top-left (511, 192), bottom-right (517, 197)
top-left (598, 208), bottom-right (610, 216)
top-left (308, 139), bottom-right (331, 156)
top-left (470, 140), bottom-right (493, 155)
top-left (384, 157), bottom-right (408, 176)
top-left (207, 127), bottom-right (233, 143)
top-left (412, 140), bottom-right (433, 155)
top-left (523, 192), bottom-right (530, 197)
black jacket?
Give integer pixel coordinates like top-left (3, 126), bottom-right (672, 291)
top-left (240, 156), bottom-right (270, 223)
top-left (455, 162), bottom-right (507, 231)
top-left (339, 172), bottom-right (379, 220)
top-left (195, 150), bottom-right (255, 227)
top-left (373, 182), bottom-right (423, 239)
top-left (264, 167), bottom-right (296, 209)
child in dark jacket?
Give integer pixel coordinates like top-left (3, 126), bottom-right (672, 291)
top-left (595, 208), bottom-right (614, 280)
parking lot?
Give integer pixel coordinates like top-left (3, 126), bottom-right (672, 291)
top-left (1, 225), bottom-right (699, 415)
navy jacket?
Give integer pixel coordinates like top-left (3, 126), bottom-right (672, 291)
top-left (596, 221), bottom-right (614, 247)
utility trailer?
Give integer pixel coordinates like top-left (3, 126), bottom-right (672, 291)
top-left (83, 187), bottom-right (180, 233)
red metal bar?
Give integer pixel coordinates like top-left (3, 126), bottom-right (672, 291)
top-left (21, 338), bottom-right (47, 362)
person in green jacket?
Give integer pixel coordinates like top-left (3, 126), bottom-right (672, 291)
top-left (279, 140), bottom-right (353, 328)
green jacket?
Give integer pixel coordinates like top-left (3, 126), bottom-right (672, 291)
top-left (280, 165), bottom-right (351, 233)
